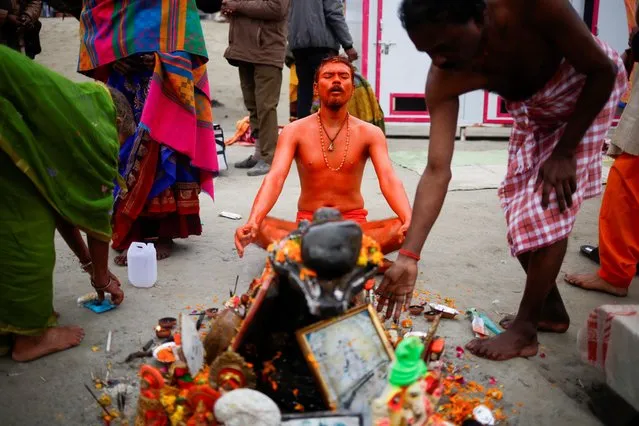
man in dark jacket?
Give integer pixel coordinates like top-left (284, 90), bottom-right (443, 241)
top-left (0, 0), bottom-right (42, 59)
top-left (288, 0), bottom-right (358, 118)
top-left (223, 0), bottom-right (290, 176)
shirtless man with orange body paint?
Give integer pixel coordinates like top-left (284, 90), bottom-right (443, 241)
top-left (235, 56), bottom-right (412, 259)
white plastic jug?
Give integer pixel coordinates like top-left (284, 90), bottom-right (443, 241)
top-left (127, 242), bottom-right (157, 288)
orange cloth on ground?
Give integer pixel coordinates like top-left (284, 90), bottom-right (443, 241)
top-left (296, 209), bottom-right (368, 224)
top-left (598, 153), bottom-right (639, 288)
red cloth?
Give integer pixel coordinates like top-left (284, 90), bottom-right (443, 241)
top-left (296, 209), bottom-right (368, 224)
top-left (499, 39), bottom-right (627, 256)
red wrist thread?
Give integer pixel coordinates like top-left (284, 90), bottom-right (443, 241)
top-left (399, 249), bottom-right (420, 261)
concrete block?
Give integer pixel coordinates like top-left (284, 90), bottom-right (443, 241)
top-left (606, 313), bottom-right (639, 411)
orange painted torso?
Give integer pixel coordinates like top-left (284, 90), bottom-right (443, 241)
top-left (293, 116), bottom-right (371, 213)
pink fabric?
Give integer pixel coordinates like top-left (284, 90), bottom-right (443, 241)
top-left (140, 54), bottom-right (218, 198)
top-left (499, 40), bottom-right (627, 256)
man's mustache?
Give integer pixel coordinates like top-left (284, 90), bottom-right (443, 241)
top-left (329, 86), bottom-right (344, 93)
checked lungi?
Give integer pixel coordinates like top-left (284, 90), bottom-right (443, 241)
top-left (499, 40), bottom-right (627, 256)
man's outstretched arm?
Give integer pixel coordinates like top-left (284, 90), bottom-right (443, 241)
top-left (376, 67), bottom-right (462, 321)
top-left (236, 126), bottom-right (297, 256)
top-left (368, 126), bottom-right (411, 224)
top-left (245, 126), bottom-right (297, 226)
top-left (399, 96), bottom-right (456, 259)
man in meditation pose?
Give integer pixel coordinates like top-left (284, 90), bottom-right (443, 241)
top-left (376, 0), bottom-right (627, 360)
top-left (235, 56), bottom-right (412, 259)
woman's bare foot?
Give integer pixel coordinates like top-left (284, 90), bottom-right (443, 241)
top-left (114, 253), bottom-right (128, 266)
top-left (12, 326), bottom-right (85, 362)
top-left (156, 239), bottom-right (173, 261)
top-left (114, 240), bottom-right (172, 266)
top-left (564, 273), bottom-right (628, 297)
top-left (466, 321), bottom-right (538, 361)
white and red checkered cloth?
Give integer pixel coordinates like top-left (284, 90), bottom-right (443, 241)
top-left (499, 40), bottom-right (627, 256)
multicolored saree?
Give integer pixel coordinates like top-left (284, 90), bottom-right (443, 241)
top-left (79, 0), bottom-right (218, 251)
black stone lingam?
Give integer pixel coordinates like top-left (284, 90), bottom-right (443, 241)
top-left (271, 207), bottom-right (376, 318)
top-left (232, 208), bottom-right (379, 413)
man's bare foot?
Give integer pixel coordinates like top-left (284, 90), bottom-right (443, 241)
top-left (12, 326), bottom-right (85, 362)
top-left (499, 313), bottom-right (569, 333)
top-left (564, 273), bottom-right (628, 297)
top-left (500, 285), bottom-right (570, 333)
top-left (466, 322), bottom-right (538, 361)
top-left (156, 239), bottom-right (173, 261)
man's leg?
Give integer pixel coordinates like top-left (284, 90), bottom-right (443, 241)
top-left (500, 251), bottom-right (570, 333)
top-left (565, 153), bottom-right (639, 296)
top-left (235, 63), bottom-right (260, 168)
top-left (360, 218), bottom-right (403, 254)
top-left (466, 238), bottom-right (569, 360)
top-left (248, 64), bottom-right (283, 176)
top-left (254, 217), bottom-right (299, 249)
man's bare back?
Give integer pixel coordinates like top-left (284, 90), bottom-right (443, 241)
top-left (408, 0), bottom-right (611, 102)
top-left (235, 56), bottom-right (412, 257)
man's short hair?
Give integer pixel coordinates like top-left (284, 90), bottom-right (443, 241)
top-left (107, 86), bottom-right (136, 138)
top-left (314, 55), bottom-right (356, 83)
top-left (399, 0), bottom-right (486, 31)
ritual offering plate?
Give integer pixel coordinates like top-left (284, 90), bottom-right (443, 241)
top-left (429, 303), bottom-right (460, 320)
top-left (153, 342), bottom-right (177, 364)
top-left (205, 307), bottom-right (219, 319)
top-left (424, 310), bottom-right (440, 322)
top-left (409, 305), bottom-right (425, 316)
top-left (159, 317), bottom-right (177, 329)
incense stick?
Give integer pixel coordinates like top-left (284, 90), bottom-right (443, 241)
top-left (84, 384), bottom-right (112, 416)
top-left (230, 275), bottom-right (239, 297)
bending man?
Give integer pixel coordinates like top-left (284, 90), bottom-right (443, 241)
top-left (377, 0), bottom-right (626, 360)
top-left (235, 56), bottom-right (412, 258)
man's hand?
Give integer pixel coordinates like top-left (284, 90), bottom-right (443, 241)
top-left (235, 222), bottom-right (258, 257)
top-left (630, 27), bottom-right (639, 47)
top-left (375, 255), bottom-right (418, 322)
top-left (345, 47), bottom-right (358, 62)
top-left (537, 153), bottom-right (577, 212)
top-left (221, 0), bottom-right (237, 15)
top-left (398, 220), bottom-right (410, 242)
top-left (6, 14), bottom-right (19, 28)
top-left (17, 14), bottom-right (33, 29)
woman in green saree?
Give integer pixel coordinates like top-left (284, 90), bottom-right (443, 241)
top-left (0, 46), bottom-right (135, 362)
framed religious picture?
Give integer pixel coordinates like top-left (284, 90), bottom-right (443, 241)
top-left (281, 411), bottom-right (364, 426)
top-left (296, 304), bottom-right (395, 414)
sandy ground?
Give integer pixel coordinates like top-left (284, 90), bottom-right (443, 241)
top-left (1, 18), bottom-right (638, 425)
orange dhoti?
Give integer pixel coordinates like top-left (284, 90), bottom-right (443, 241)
top-left (254, 209), bottom-right (403, 254)
top-left (598, 153), bottom-right (639, 288)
